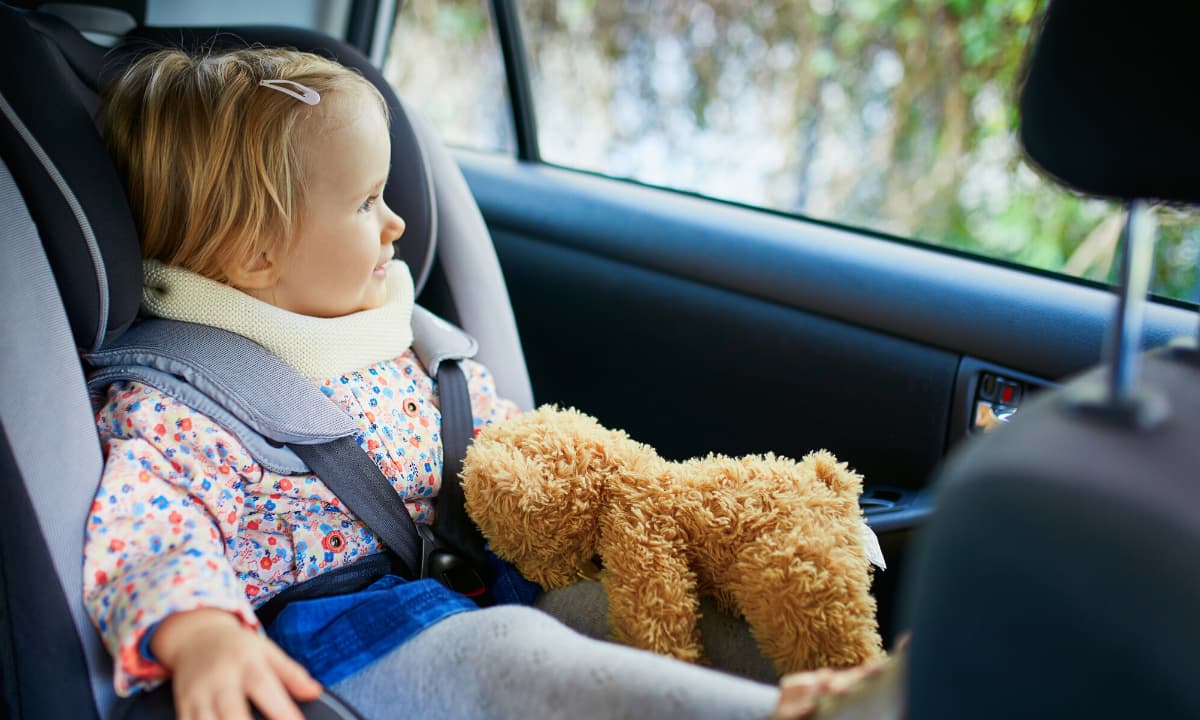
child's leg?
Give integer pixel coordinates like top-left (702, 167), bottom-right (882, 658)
top-left (331, 605), bottom-right (780, 720)
top-left (537, 579), bottom-right (779, 683)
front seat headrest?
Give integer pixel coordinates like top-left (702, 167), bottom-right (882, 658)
top-left (1019, 1), bottom-right (1200, 204)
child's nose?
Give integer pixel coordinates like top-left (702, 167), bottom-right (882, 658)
top-left (383, 204), bottom-right (406, 243)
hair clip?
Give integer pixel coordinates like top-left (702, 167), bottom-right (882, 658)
top-left (258, 79), bottom-right (321, 106)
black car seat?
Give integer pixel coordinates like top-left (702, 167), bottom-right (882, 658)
top-left (904, 1), bottom-right (1200, 718)
top-left (0, 2), bottom-right (533, 717)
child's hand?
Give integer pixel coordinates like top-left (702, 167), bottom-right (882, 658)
top-left (151, 608), bottom-right (323, 720)
top-left (772, 634), bottom-right (909, 719)
top-left (772, 659), bottom-right (888, 719)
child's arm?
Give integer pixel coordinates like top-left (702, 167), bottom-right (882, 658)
top-left (460, 358), bottom-right (523, 429)
top-left (151, 608), bottom-right (320, 720)
top-left (82, 382), bottom-right (302, 699)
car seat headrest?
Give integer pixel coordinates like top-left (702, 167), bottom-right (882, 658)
top-left (1019, 1), bottom-right (1200, 204)
top-left (0, 4), bottom-right (142, 352)
top-left (5, 0), bottom-right (145, 26)
top-left (1, 6), bottom-right (439, 352)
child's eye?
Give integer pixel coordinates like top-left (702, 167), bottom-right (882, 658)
top-left (359, 195), bottom-right (379, 213)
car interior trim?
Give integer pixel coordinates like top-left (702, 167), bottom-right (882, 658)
top-left (461, 153), bottom-right (1197, 381)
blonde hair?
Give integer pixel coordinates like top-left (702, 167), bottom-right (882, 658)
top-left (103, 47), bottom-right (388, 281)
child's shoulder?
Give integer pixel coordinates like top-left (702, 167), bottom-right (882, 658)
top-left (94, 379), bottom-right (224, 443)
top-left (94, 379), bottom-right (179, 417)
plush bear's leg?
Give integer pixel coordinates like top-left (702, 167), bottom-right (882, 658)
top-left (601, 543), bottom-right (706, 665)
top-left (729, 533), bottom-right (883, 675)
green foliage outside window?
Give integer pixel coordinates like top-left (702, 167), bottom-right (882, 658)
top-left (389, 0), bottom-right (1199, 304)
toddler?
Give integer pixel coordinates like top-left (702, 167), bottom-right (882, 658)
top-left (86, 47), bottom-right (807, 720)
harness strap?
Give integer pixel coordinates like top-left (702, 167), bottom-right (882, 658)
top-left (290, 361), bottom-right (493, 606)
top-left (433, 360), bottom-right (489, 572)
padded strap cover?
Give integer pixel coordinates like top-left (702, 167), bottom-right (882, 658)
top-left (85, 319), bottom-right (360, 443)
top-left (411, 304), bottom-right (479, 377)
top-left (84, 311), bottom-right (482, 472)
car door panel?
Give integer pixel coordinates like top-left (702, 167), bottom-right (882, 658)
top-left (460, 155), bottom-right (1195, 484)
top-left (456, 151), bottom-right (1196, 642)
top-left (463, 156), bottom-right (1193, 375)
top-left (493, 227), bottom-right (958, 488)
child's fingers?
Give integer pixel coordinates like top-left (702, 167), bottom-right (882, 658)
top-left (245, 674), bottom-right (305, 720)
top-left (775, 658), bottom-right (894, 719)
top-left (775, 670), bottom-right (834, 719)
top-left (212, 687), bottom-right (256, 720)
top-left (826, 658), bottom-right (887, 695)
top-left (827, 668), bottom-right (866, 696)
top-left (782, 668), bottom-right (835, 694)
top-left (266, 641), bottom-right (324, 701)
top-left (174, 675), bottom-right (248, 720)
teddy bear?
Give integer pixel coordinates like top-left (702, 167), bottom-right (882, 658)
top-left (460, 405), bottom-right (885, 675)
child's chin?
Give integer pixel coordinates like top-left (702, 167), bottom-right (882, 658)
top-left (358, 287), bottom-right (389, 312)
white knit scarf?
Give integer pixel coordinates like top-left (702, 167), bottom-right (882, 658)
top-left (141, 258), bottom-right (414, 379)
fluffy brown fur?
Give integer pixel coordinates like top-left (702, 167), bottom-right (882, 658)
top-left (461, 406), bottom-right (883, 675)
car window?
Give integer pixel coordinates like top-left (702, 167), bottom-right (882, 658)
top-left (384, 0), bottom-right (515, 155)
top-left (387, 0), bottom-right (1198, 305)
top-left (144, 0), bottom-right (351, 37)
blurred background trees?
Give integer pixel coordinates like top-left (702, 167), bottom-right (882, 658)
top-left (389, 0), bottom-right (1198, 303)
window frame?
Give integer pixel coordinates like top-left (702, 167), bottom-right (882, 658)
top-left (488, 0), bottom-right (540, 161)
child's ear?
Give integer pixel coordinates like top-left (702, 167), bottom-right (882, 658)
top-left (222, 249), bottom-right (278, 291)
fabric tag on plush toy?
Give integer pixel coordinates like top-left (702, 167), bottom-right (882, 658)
top-left (860, 522), bottom-right (886, 570)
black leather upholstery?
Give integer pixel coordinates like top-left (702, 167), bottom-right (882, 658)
top-left (905, 351), bottom-right (1200, 719)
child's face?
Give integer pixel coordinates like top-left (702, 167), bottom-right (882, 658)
top-left (265, 91), bottom-right (405, 318)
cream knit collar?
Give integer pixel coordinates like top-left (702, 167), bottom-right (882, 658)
top-left (141, 258), bottom-right (414, 379)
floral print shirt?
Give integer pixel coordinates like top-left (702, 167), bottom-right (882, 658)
top-left (83, 349), bottom-right (520, 696)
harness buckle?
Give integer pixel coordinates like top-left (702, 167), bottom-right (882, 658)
top-left (416, 523), bottom-right (493, 606)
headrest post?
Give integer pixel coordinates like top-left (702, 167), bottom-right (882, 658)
top-left (1107, 199), bottom-right (1155, 405)
top-left (1066, 199), bottom-right (1169, 428)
